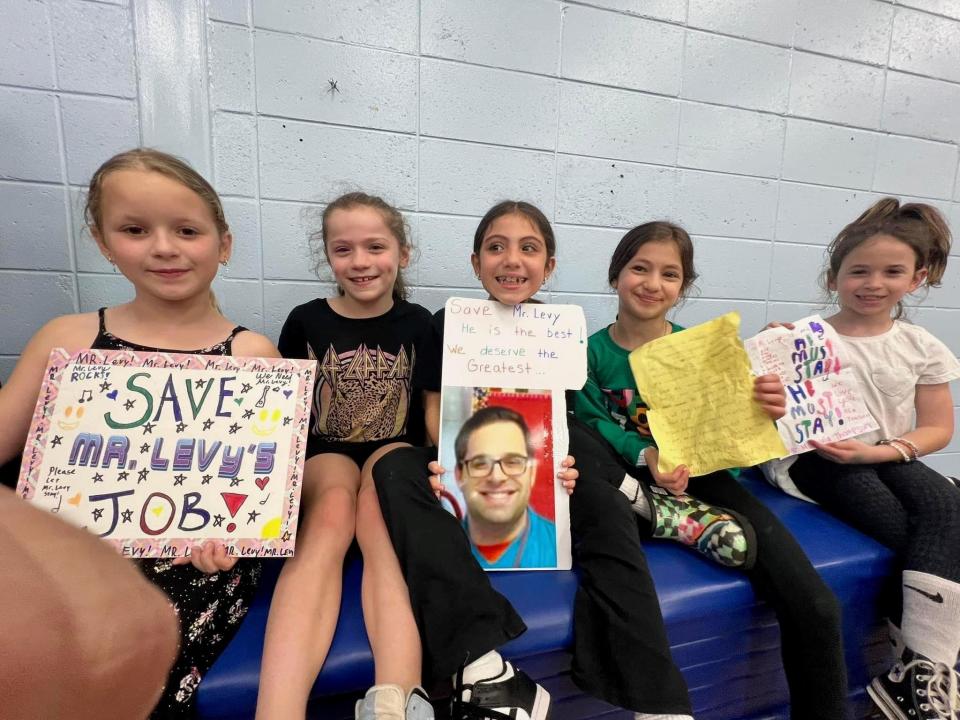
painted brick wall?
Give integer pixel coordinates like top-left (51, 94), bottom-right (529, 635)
top-left (1, 0), bottom-right (958, 471)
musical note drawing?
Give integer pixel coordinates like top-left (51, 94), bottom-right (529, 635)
top-left (51, 495), bottom-right (63, 513)
top-left (78, 389), bottom-right (93, 403)
top-left (259, 493), bottom-right (271, 506)
top-left (255, 387), bottom-right (269, 408)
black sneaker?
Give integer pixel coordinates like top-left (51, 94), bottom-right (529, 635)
top-left (867, 648), bottom-right (959, 720)
top-left (452, 660), bottom-right (551, 720)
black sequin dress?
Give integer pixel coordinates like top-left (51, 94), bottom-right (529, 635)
top-left (91, 308), bottom-right (263, 718)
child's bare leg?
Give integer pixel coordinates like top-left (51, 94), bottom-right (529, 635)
top-left (256, 454), bottom-right (361, 720)
top-left (357, 443), bottom-right (422, 691)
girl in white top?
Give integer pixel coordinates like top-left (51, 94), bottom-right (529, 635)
top-left (771, 198), bottom-right (960, 720)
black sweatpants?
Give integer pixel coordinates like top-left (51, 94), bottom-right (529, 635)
top-left (683, 469), bottom-right (849, 720)
top-left (790, 454), bottom-right (960, 584)
top-left (373, 416), bottom-right (692, 715)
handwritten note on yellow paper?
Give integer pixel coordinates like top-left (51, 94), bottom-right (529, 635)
top-left (628, 312), bottom-right (787, 477)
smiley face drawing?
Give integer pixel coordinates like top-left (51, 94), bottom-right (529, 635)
top-left (252, 408), bottom-right (282, 437)
top-left (57, 404), bottom-right (86, 431)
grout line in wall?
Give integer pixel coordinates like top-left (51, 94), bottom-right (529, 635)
top-left (550, 4), bottom-right (565, 226)
top-left (764, 21), bottom-right (800, 325)
top-left (227, 78), bottom-right (960, 162)
top-left (246, 1), bottom-right (267, 334)
top-left (869, 5), bottom-right (900, 195)
top-left (239, 11), bottom-right (960, 106)
top-left (673, 8), bottom-right (686, 167)
top-left (44, 0), bottom-right (81, 313)
top-left (0, 82), bottom-right (138, 104)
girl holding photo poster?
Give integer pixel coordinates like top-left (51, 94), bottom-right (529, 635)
top-left (0, 148), bottom-right (279, 717)
top-left (256, 193), bottom-right (437, 720)
top-left (573, 221), bottom-right (850, 720)
top-left (375, 201), bottom-right (707, 720)
top-left (768, 199), bottom-right (960, 720)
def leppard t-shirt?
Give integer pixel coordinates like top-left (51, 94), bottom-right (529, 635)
top-left (278, 298), bottom-right (435, 457)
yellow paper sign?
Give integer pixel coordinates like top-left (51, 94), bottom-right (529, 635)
top-left (628, 312), bottom-right (787, 477)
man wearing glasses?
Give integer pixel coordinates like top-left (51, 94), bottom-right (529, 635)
top-left (454, 406), bottom-right (557, 568)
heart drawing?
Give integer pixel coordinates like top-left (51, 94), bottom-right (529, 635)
top-left (255, 476), bottom-right (270, 491)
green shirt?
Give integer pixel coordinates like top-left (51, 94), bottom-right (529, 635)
top-left (573, 324), bottom-right (677, 466)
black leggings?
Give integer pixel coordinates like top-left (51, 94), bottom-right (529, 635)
top-left (682, 469), bottom-right (848, 719)
top-left (374, 417), bottom-right (692, 714)
top-left (790, 454), bottom-right (960, 584)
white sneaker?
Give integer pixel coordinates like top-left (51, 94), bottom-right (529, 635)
top-left (356, 684), bottom-right (406, 720)
top-left (405, 687), bottom-right (435, 720)
top-left (452, 659), bottom-right (550, 720)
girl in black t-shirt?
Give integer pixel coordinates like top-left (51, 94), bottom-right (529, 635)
top-left (256, 193), bottom-right (435, 720)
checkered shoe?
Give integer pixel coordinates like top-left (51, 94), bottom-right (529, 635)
top-left (648, 488), bottom-right (756, 569)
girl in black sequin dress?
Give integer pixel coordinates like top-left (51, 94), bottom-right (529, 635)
top-left (0, 149), bottom-right (280, 718)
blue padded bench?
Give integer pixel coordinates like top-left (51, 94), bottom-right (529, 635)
top-left (198, 473), bottom-right (894, 720)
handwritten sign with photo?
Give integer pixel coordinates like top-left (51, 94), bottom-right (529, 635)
top-left (438, 299), bottom-right (588, 571)
top-left (17, 349), bottom-right (316, 558)
top-left (744, 315), bottom-right (878, 455)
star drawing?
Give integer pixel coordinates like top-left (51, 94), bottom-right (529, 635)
top-left (92, 472), bottom-right (104, 483)
top-left (201, 474), bottom-right (212, 485)
top-left (212, 514), bottom-right (225, 527)
top-left (175, 421), bottom-right (188, 433)
top-left (228, 422), bottom-right (240, 435)
top-left (281, 531), bottom-right (292, 542)
top-left (229, 477), bottom-right (242, 487)
top-left (121, 509), bottom-right (133, 523)
top-left (117, 471), bottom-right (129, 482)
top-left (99, 381), bottom-right (111, 392)
top-left (202, 419), bottom-right (214, 431)
top-left (142, 422), bottom-right (155, 435)
top-left (173, 474), bottom-right (187, 486)
top-left (283, 416), bottom-right (291, 426)
top-left (241, 383), bottom-right (253, 393)
top-left (137, 468), bottom-right (150, 484)
top-left (51, 435), bottom-right (63, 448)
top-left (139, 443), bottom-right (150, 454)
top-left (92, 508), bottom-right (104, 521)
top-left (195, 379), bottom-right (207, 389)
top-left (124, 399), bottom-right (135, 410)
top-left (243, 409), bottom-right (254, 420)
top-left (247, 509), bottom-right (260, 524)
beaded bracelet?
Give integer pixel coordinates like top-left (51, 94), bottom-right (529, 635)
top-left (877, 438), bottom-right (912, 463)
top-left (892, 436), bottom-right (920, 461)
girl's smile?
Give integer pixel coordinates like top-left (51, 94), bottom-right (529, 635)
top-left (94, 169), bottom-right (230, 304)
top-left (324, 205), bottom-right (409, 316)
top-left (830, 234), bottom-right (925, 327)
top-left (472, 213), bottom-right (555, 305)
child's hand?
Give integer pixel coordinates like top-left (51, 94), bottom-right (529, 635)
top-left (427, 460), bottom-right (445, 499)
top-left (645, 447), bottom-right (689, 495)
top-left (754, 374), bottom-right (787, 420)
top-left (558, 455), bottom-right (577, 495)
top-left (173, 541), bottom-right (237, 574)
top-left (810, 439), bottom-right (889, 465)
top-left (763, 321), bottom-right (795, 331)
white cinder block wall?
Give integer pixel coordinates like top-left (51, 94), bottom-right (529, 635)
top-left (1, 0), bottom-right (958, 471)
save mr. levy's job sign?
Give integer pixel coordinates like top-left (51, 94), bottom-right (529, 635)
top-left (18, 349), bottom-right (315, 558)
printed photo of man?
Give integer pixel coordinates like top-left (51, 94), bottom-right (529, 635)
top-left (454, 406), bottom-right (557, 568)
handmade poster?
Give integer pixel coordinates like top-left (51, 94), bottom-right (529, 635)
top-left (628, 312), bottom-right (787, 476)
top-left (17, 349), bottom-right (316, 558)
top-left (744, 315), bottom-right (879, 455)
top-left (438, 298), bottom-right (588, 570)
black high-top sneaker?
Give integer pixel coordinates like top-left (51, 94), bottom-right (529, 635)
top-left (867, 647), bottom-right (959, 720)
top-left (452, 660), bottom-right (551, 720)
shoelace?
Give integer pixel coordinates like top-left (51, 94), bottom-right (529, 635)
top-left (925, 661), bottom-right (959, 719)
top-left (893, 657), bottom-right (960, 718)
